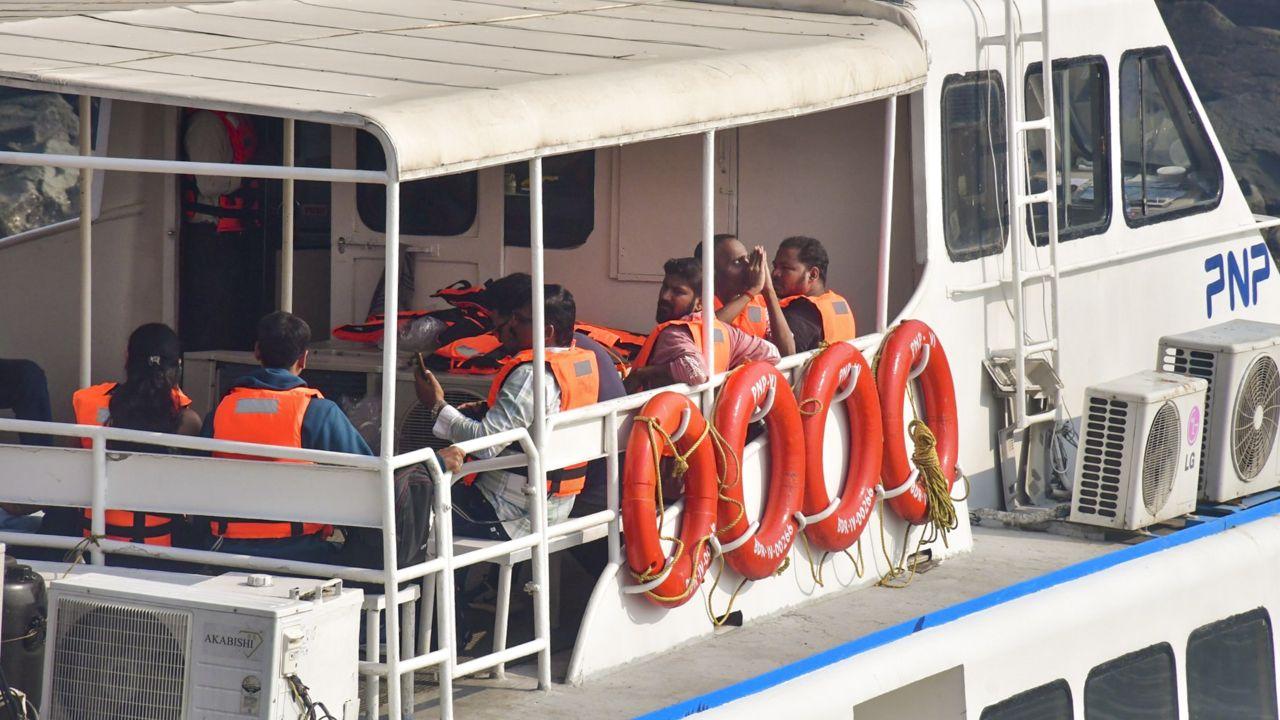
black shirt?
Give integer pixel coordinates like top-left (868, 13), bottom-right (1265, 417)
top-left (782, 300), bottom-right (825, 353)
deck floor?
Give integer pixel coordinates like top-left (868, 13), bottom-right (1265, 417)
top-left (402, 525), bottom-right (1118, 719)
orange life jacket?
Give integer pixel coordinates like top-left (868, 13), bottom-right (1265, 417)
top-left (72, 382), bottom-right (193, 545)
top-left (633, 318), bottom-right (732, 376)
top-left (486, 346), bottom-right (600, 496)
top-left (210, 385), bottom-right (332, 540)
top-left (714, 294), bottom-right (769, 338)
top-left (779, 290), bottom-right (857, 343)
top-left (181, 110), bottom-right (259, 233)
top-left (574, 322), bottom-right (647, 364)
top-left (72, 382), bottom-right (194, 449)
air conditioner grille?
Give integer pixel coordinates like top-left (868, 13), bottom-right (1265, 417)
top-left (396, 389), bottom-right (485, 454)
top-left (49, 598), bottom-right (190, 720)
top-left (1142, 401), bottom-right (1181, 515)
top-left (1232, 354), bottom-right (1280, 481)
top-left (1162, 346), bottom-right (1215, 494)
top-left (1076, 397), bottom-right (1129, 518)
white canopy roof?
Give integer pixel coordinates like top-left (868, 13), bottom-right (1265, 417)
top-left (0, 0), bottom-right (926, 179)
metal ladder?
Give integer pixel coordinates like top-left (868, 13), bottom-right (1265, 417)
top-left (992, 0), bottom-right (1063, 431)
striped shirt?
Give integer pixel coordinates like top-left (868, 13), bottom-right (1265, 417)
top-left (432, 350), bottom-right (573, 538)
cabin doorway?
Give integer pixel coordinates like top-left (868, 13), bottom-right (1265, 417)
top-left (177, 114), bottom-right (332, 352)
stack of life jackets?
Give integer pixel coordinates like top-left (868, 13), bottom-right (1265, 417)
top-left (332, 279), bottom-right (647, 375)
top-left (71, 383), bottom-right (194, 546)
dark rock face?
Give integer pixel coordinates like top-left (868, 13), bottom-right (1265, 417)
top-left (0, 91), bottom-right (82, 238)
top-left (1158, 0), bottom-right (1280, 216)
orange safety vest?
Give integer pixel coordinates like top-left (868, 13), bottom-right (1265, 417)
top-left (210, 385), bottom-right (332, 540)
top-left (779, 290), bottom-right (857, 343)
top-left (181, 110), bottom-right (259, 233)
top-left (487, 346), bottom-right (600, 497)
top-left (71, 382), bottom-right (192, 545)
top-left (633, 318), bottom-right (732, 375)
top-left (72, 383), bottom-right (194, 448)
top-left (714, 294), bottom-right (769, 338)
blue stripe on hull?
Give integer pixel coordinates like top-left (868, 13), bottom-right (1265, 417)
top-left (639, 500), bottom-right (1280, 719)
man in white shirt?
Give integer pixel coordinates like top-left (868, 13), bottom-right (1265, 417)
top-left (416, 285), bottom-right (599, 540)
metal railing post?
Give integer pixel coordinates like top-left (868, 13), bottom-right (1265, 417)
top-left (528, 156), bottom-right (553, 690)
top-left (78, 95), bottom-right (93, 388)
top-left (89, 432), bottom-right (106, 565)
top-left (700, 131), bottom-right (716, 411)
top-left (605, 412), bottom-right (621, 565)
top-left (281, 118), bottom-right (295, 313)
top-left (876, 96), bottom-right (898, 333)
top-left (379, 176), bottom-right (403, 719)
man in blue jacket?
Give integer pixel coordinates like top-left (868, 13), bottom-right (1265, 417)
top-left (201, 311), bottom-right (371, 562)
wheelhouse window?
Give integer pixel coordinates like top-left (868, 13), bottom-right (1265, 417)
top-left (981, 679), bottom-right (1073, 720)
top-left (355, 130), bottom-right (478, 236)
top-left (1187, 608), bottom-right (1278, 719)
top-left (1120, 47), bottom-right (1223, 226)
top-left (1025, 57), bottom-right (1111, 244)
top-left (502, 150), bottom-right (595, 249)
top-left (1085, 643), bottom-right (1178, 719)
top-left (942, 71), bottom-right (1009, 262)
top-left (0, 89), bottom-right (102, 240)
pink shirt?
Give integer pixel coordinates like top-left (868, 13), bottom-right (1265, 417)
top-left (644, 312), bottom-right (780, 386)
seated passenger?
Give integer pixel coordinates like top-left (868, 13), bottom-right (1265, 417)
top-left (72, 323), bottom-right (200, 547)
top-left (416, 285), bottom-right (600, 540)
top-left (693, 233), bottom-right (795, 356)
top-left (485, 273), bottom-right (625, 519)
top-left (771, 236), bottom-right (857, 352)
top-left (0, 358), bottom-right (52, 446)
top-left (200, 311), bottom-right (372, 563)
top-left (624, 257), bottom-right (780, 393)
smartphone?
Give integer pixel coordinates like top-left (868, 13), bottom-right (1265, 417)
top-left (413, 351), bottom-right (429, 377)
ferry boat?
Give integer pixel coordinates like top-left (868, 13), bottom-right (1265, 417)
top-left (0, 0), bottom-right (1275, 717)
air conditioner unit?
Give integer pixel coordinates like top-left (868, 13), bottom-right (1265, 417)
top-left (185, 345), bottom-right (490, 454)
top-left (1158, 320), bottom-right (1280, 502)
top-left (1070, 371), bottom-right (1206, 530)
top-left (41, 569), bottom-right (361, 720)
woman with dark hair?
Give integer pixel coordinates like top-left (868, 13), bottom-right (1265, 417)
top-left (67, 323), bottom-right (200, 549)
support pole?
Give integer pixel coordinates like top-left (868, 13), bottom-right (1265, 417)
top-left (876, 96), bottom-right (897, 334)
top-left (529, 156), bottom-right (553, 690)
top-left (78, 95), bottom-right (93, 388)
top-left (281, 118), bottom-right (295, 312)
top-left (378, 177), bottom-right (403, 719)
top-left (700, 131), bottom-right (716, 393)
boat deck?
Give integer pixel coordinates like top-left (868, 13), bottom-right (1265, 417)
top-left (402, 525), bottom-right (1119, 719)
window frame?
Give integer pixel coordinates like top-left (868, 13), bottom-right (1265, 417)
top-left (1118, 45), bottom-right (1224, 229)
top-left (940, 69), bottom-right (1010, 263)
top-left (0, 96), bottom-right (111, 248)
top-left (1023, 54), bottom-right (1113, 245)
top-left (1084, 641), bottom-right (1179, 719)
top-left (981, 678), bottom-right (1073, 720)
top-left (353, 130), bottom-right (479, 238)
top-left (1186, 608), bottom-right (1278, 720)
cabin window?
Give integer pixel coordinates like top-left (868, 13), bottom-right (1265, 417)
top-left (355, 130), bottom-right (478, 236)
top-left (1119, 47), bottom-right (1223, 226)
top-left (502, 151), bottom-right (595, 249)
top-left (0, 90), bottom-right (103, 241)
top-left (1187, 608), bottom-right (1278, 719)
top-left (941, 71), bottom-right (1009, 262)
top-left (981, 679), bottom-right (1073, 720)
top-left (1025, 57), bottom-right (1111, 243)
top-left (1085, 643), bottom-right (1179, 719)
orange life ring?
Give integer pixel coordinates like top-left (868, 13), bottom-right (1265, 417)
top-left (622, 392), bottom-right (719, 607)
top-left (797, 343), bottom-right (883, 552)
top-left (876, 320), bottom-right (959, 525)
top-left (714, 361), bottom-right (806, 580)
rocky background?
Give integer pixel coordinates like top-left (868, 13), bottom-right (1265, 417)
top-left (0, 90), bottom-right (82, 238)
top-left (1158, 0), bottom-right (1280, 216)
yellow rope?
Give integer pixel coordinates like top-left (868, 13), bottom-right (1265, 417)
top-left (909, 419), bottom-right (960, 548)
